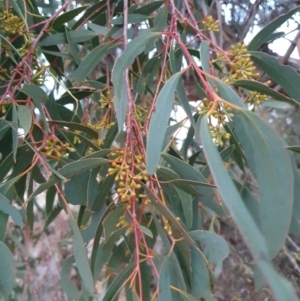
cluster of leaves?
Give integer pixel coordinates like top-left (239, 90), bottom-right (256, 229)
top-left (1, 0), bottom-right (300, 300)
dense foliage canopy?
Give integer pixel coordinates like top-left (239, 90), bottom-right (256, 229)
top-left (0, 0), bottom-right (300, 300)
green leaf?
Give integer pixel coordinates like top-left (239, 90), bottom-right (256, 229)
top-left (157, 166), bottom-right (214, 194)
top-left (115, 80), bottom-right (128, 133)
top-left (211, 77), bottom-right (246, 108)
top-left (135, 1), bottom-right (164, 15)
top-left (91, 175), bottom-right (115, 212)
top-left (112, 32), bottom-right (160, 132)
top-left (102, 262), bottom-right (136, 301)
top-left (142, 184), bottom-right (206, 250)
top-left (260, 101), bottom-right (292, 110)
top-left (153, 216), bottom-right (187, 291)
top-left (173, 289), bottom-right (199, 301)
top-left (93, 243), bottom-right (112, 280)
top-left (290, 162), bottom-right (300, 234)
top-left (232, 79), bottom-right (298, 106)
top-left (200, 116), bottom-right (299, 301)
top-left (60, 255), bottom-right (80, 301)
top-left (287, 145), bottom-right (300, 153)
top-left (146, 72), bottom-right (182, 175)
top-left (153, 7), bottom-right (168, 31)
top-left (189, 230), bottom-right (229, 278)
top-left (138, 225), bottom-right (153, 238)
top-left (27, 158), bottom-right (108, 201)
top-left (65, 27), bottom-right (81, 66)
top-left (247, 6), bottom-right (300, 51)
top-left (88, 23), bottom-right (108, 35)
top-left (90, 203), bottom-right (116, 276)
top-left (69, 209), bottom-right (94, 295)
top-left (200, 41), bottom-right (212, 80)
top-left (48, 120), bottom-right (98, 139)
top-left (250, 51), bottom-right (300, 104)
top-left (0, 241), bottom-right (15, 299)
top-left (19, 84), bottom-right (50, 133)
top-left (0, 212), bottom-right (8, 242)
top-left (65, 172), bottom-right (90, 206)
top-left (11, 104), bottom-right (18, 162)
top-left (233, 110), bottom-right (293, 259)
top-left (161, 154), bottom-right (224, 215)
top-left (17, 105), bottom-right (32, 136)
top-left (20, 84), bottom-right (48, 103)
top-left (43, 206), bottom-right (62, 231)
top-left (38, 30), bottom-right (98, 46)
top-left (111, 14), bottom-right (150, 25)
top-left (175, 187), bottom-right (193, 229)
top-left (158, 256), bottom-right (172, 300)
top-left (103, 204), bottom-right (127, 244)
top-left (190, 246), bottom-right (215, 300)
top-left (72, 43), bottom-right (118, 84)
top-left (0, 193), bottom-right (23, 228)
top-left (52, 6), bottom-right (88, 29)
top-left (169, 41), bottom-right (195, 127)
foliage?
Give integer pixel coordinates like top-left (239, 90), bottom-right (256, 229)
top-left (0, 0), bottom-right (300, 300)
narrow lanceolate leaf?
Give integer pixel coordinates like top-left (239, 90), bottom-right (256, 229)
top-left (190, 246), bottom-right (216, 301)
top-left (200, 116), bottom-right (298, 301)
top-left (233, 110), bottom-right (293, 259)
top-left (250, 51), bottom-right (300, 104)
top-left (0, 193), bottom-right (23, 228)
top-left (153, 216), bottom-right (187, 291)
top-left (138, 225), bottom-right (153, 239)
top-left (52, 6), bottom-right (88, 29)
top-left (48, 120), bottom-right (98, 139)
top-left (60, 255), bottom-right (80, 301)
top-left (17, 105), bottom-right (32, 136)
top-left (19, 84), bottom-right (50, 133)
top-left (287, 145), bottom-right (300, 154)
top-left (11, 104), bottom-right (18, 162)
top-left (68, 209), bottom-right (94, 295)
top-left (158, 256), bottom-right (172, 301)
top-left (290, 161), bottom-right (300, 234)
top-left (211, 77), bottom-right (246, 108)
top-left (200, 40), bottom-right (213, 88)
top-left (161, 154), bottom-right (224, 216)
top-left (247, 6), bottom-right (300, 51)
top-left (0, 241), bottom-right (15, 299)
top-left (232, 80), bottom-right (298, 106)
top-left (146, 72), bottom-right (182, 175)
top-left (169, 42), bottom-right (195, 127)
top-left (112, 32), bottom-right (160, 132)
top-left (38, 30), bottom-right (98, 46)
top-left (27, 158), bottom-right (108, 201)
top-left (115, 80), bottom-right (128, 133)
top-left (102, 262), bottom-right (136, 301)
top-left (72, 43), bottom-right (118, 83)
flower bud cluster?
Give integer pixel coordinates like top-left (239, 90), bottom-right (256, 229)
top-left (209, 125), bottom-right (230, 147)
top-left (245, 81), bottom-right (271, 106)
top-left (40, 137), bottom-right (75, 159)
top-left (134, 105), bottom-right (148, 123)
top-left (108, 149), bottom-right (148, 205)
top-left (0, 9), bottom-right (24, 35)
top-left (87, 120), bottom-right (115, 131)
top-left (99, 91), bottom-right (113, 109)
top-left (0, 7), bottom-right (43, 84)
top-left (202, 16), bottom-right (219, 32)
top-left (223, 43), bottom-right (260, 83)
top-left (199, 98), bottom-right (232, 146)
